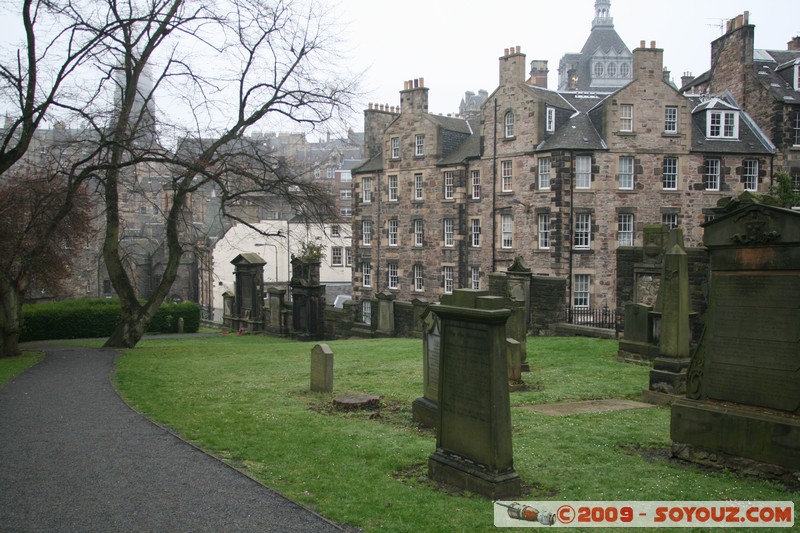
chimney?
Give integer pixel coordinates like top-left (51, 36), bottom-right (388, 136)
top-left (789, 36), bottom-right (800, 51)
top-left (632, 40), bottom-right (664, 81)
top-left (528, 59), bottom-right (549, 89)
top-left (400, 78), bottom-right (429, 115)
top-left (681, 72), bottom-right (695, 89)
top-left (499, 46), bottom-right (526, 86)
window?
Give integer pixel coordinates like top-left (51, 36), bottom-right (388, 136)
top-left (444, 171), bottom-right (454, 199)
top-left (617, 213), bottom-right (634, 246)
top-left (139, 206), bottom-right (147, 214)
top-left (796, 65), bottom-right (800, 90)
top-left (345, 247), bottom-right (352, 267)
top-left (705, 159), bottom-right (720, 191)
top-left (620, 104), bottom-right (633, 132)
top-left (573, 274), bottom-right (590, 308)
top-left (340, 207), bottom-right (352, 217)
top-left (538, 157), bottom-right (551, 189)
top-left (594, 62), bottom-right (604, 78)
top-left (443, 218), bottom-right (454, 247)
top-left (501, 160), bottom-right (513, 192)
top-left (388, 262), bottom-right (398, 289)
top-left (504, 111), bottom-right (515, 138)
top-left (704, 214), bottom-right (716, 224)
top-left (620, 62), bottom-right (630, 78)
top-left (471, 266), bottom-right (480, 290)
top-left (576, 155), bottom-right (592, 189)
top-left (574, 213), bottom-right (591, 249)
top-left (362, 262), bottom-right (371, 287)
top-left (743, 160), bottom-right (758, 191)
top-left (414, 219), bottom-right (424, 247)
top-left (415, 134), bottom-right (424, 156)
top-left (388, 175), bottom-right (398, 201)
top-left (361, 300), bottom-right (371, 324)
top-left (414, 173), bottom-right (423, 200)
top-left (388, 219), bottom-right (398, 246)
top-left (538, 214), bottom-right (550, 249)
top-left (327, 167), bottom-right (335, 179)
top-left (471, 170), bottom-right (481, 199)
top-left (707, 111), bottom-right (738, 138)
top-left (391, 137), bottom-right (400, 159)
top-left (340, 170), bottom-right (352, 182)
top-left (413, 264), bottom-right (424, 291)
top-left (665, 106), bottom-right (678, 133)
top-left (362, 177), bottom-right (372, 203)
top-left (662, 213), bottom-right (678, 229)
top-left (663, 157), bottom-right (678, 190)
top-left (331, 225), bottom-right (340, 237)
top-left (607, 62), bottom-right (616, 77)
top-left (501, 214), bottom-right (513, 249)
top-left (546, 107), bottom-right (556, 132)
top-left (362, 220), bottom-right (372, 246)
top-left (618, 156), bottom-right (634, 190)
top-left (443, 266), bottom-right (454, 294)
top-left (331, 247), bottom-right (343, 266)
top-left (470, 219), bottom-right (481, 247)
top-left (340, 189), bottom-right (352, 200)
top-left (793, 113), bottom-right (800, 146)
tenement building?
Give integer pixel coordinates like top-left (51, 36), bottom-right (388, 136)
top-left (351, 34), bottom-right (776, 319)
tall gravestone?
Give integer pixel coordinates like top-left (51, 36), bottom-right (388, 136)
top-left (231, 253), bottom-right (266, 331)
top-left (375, 291), bottom-right (396, 337)
top-left (290, 257), bottom-right (325, 340)
top-left (428, 289), bottom-right (521, 499)
top-left (671, 194), bottom-right (800, 475)
top-left (412, 307), bottom-right (440, 428)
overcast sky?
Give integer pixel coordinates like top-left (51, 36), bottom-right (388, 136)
top-left (338, 0), bottom-right (800, 120)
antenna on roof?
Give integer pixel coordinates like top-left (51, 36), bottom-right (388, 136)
top-left (705, 18), bottom-right (725, 36)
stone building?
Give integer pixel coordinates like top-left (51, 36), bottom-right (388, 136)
top-left (681, 11), bottom-right (800, 184)
top-left (350, 12), bottom-right (775, 321)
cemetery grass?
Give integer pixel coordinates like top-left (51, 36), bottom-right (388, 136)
top-left (115, 335), bottom-right (798, 532)
top-left (0, 351), bottom-right (42, 387)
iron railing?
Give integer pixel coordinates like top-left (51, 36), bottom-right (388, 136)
top-left (566, 306), bottom-right (617, 330)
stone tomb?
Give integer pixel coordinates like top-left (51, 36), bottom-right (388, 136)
top-left (411, 307), bottom-right (440, 428)
top-left (671, 194), bottom-right (800, 474)
top-left (427, 289), bottom-right (521, 499)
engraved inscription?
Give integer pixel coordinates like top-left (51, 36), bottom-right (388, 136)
top-left (711, 308), bottom-right (800, 343)
top-left (440, 324), bottom-right (491, 423)
top-left (706, 362), bottom-right (800, 412)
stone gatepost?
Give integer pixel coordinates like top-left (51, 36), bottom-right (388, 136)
top-left (375, 291), bottom-right (396, 337)
top-left (428, 289), bottom-right (521, 499)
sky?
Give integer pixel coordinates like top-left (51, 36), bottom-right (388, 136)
top-left (337, 0), bottom-right (800, 120)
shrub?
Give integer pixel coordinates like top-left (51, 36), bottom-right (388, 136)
top-left (21, 299), bottom-right (200, 341)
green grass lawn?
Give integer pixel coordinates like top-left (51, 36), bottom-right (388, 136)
top-left (115, 335), bottom-right (798, 532)
top-left (0, 351), bottom-right (43, 387)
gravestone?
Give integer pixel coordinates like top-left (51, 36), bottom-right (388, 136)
top-left (671, 193), bottom-right (800, 475)
top-left (231, 253), bottom-right (266, 331)
top-left (375, 291), bottom-right (396, 337)
top-left (310, 343), bottom-right (334, 393)
top-left (618, 303), bottom-right (658, 361)
top-left (649, 232), bottom-right (692, 394)
top-left (412, 308), bottom-right (440, 428)
top-left (428, 289), bottom-right (521, 499)
top-left (290, 258), bottom-right (325, 340)
top-left (506, 256), bottom-right (532, 329)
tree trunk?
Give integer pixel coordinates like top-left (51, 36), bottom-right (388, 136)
top-left (0, 276), bottom-right (23, 358)
top-left (104, 306), bottom-right (149, 349)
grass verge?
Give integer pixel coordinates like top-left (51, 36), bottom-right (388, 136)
top-left (0, 351), bottom-right (43, 388)
top-left (115, 335), bottom-right (798, 532)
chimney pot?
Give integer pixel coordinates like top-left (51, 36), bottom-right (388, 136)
top-left (640, 40), bottom-right (646, 48)
top-left (419, 77), bottom-right (424, 88)
top-left (650, 40), bottom-right (656, 49)
top-left (504, 48), bottom-right (509, 55)
top-left (516, 45), bottom-right (521, 54)
top-left (368, 103), bottom-right (373, 110)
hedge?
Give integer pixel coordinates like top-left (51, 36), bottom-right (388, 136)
top-left (20, 298), bottom-right (200, 342)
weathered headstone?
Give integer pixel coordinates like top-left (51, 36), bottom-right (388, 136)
top-left (428, 289), bottom-right (521, 499)
top-left (618, 303), bottom-right (659, 362)
top-left (649, 232), bottom-right (692, 394)
top-left (671, 193), bottom-right (800, 476)
top-left (231, 253), bottom-right (266, 332)
top-left (310, 343), bottom-right (333, 393)
top-left (375, 291), bottom-right (396, 337)
top-left (290, 258), bottom-right (325, 340)
top-left (267, 287), bottom-right (287, 334)
top-left (412, 308), bottom-right (440, 428)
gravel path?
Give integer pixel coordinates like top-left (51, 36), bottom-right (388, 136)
top-left (0, 344), bottom-right (346, 532)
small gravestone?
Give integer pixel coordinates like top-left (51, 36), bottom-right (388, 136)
top-left (671, 193), bottom-right (800, 476)
top-left (618, 303), bottom-right (658, 362)
top-left (333, 394), bottom-right (380, 411)
top-left (506, 338), bottom-right (528, 392)
top-left (412, 309), bottom-right (440, 428)
top-left (428, 289), bottom-right (521, 499)
top-left (375, 291), bottom-right (396, 337)
top-left (310, 343), bottom-right (333, 393)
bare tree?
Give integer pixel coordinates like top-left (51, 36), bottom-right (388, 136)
top-left (77, 0), bottom-right (356, 348)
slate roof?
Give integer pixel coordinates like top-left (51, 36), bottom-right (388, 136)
top-left (688, 94), bottom-right (775, 155)
top-left (536, 111), bottom-right (606, 152)
top-left (752, 49), bottom-right (800, 104)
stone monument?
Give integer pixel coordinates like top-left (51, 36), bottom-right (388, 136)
top-left (310, 343), bottom-right (334, 393)
top-left (231, 253), bottom-right (266, 332)
top-left (412, 307), bottom-right (440, 428)
top-left (671, 193), bottom-right (800, 476)
top-left (290, 256), bottom-right (325, 340)
top-left (428, 289), bottom-right (521, 499)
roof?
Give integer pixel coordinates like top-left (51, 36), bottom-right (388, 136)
top-left (688, 94), bottom-right (775, 155)
top-left (751, 48), bottom-right (800, 104)
top-left (536, 111), bottom-right (606, 152)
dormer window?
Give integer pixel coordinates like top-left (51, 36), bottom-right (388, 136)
top-left (707, 110), bottom-right (739, 139)
top-left (795, 64), bottom-right (800, 91)
top-left (546, 107), bottom-right (556, 132)
top-left (504, 111), bottom-right (515, 138)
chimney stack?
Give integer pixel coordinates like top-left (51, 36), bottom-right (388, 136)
top-left (528, 59), bottom-right (549, 89)
top-left (400, 77), bottom-right (429, 115)
top-left (789, 36), bottom-right (800, 51)
top-left (499, 46), bottom-right (526, 86)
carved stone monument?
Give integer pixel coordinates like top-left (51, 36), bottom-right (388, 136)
top-left (412, 307), bottom-right (440, 428)
top-left (231, 253), bottom-right (266, 332)
top-left (671, 193), bottom-right (800, 476)
top-left (310, 343), bottom-right (334, 393)
top-left (290, 257), bottom-right (325, 340)
top-left (428, 289), bottom-right (521, 499)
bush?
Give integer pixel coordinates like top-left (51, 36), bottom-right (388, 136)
top-left (21, 298), bottom-right (200, 341)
